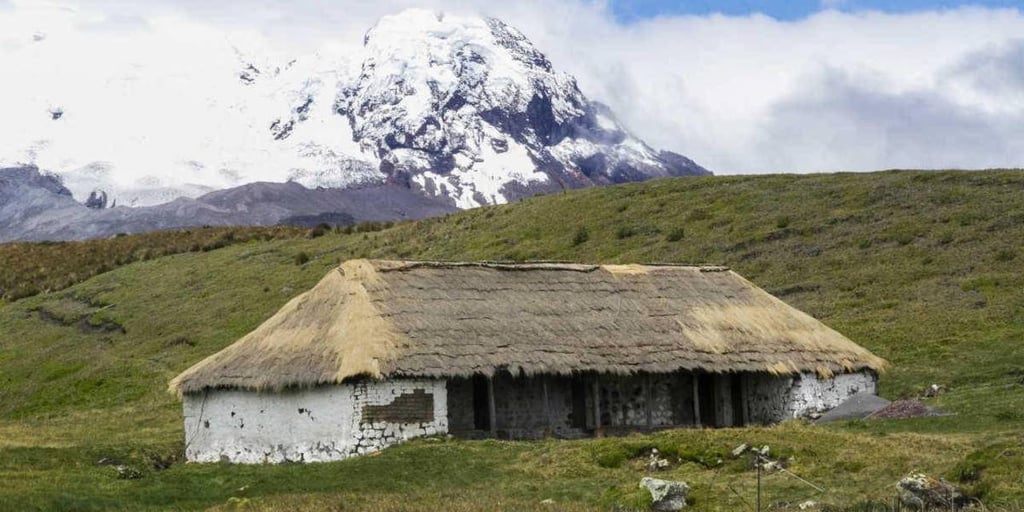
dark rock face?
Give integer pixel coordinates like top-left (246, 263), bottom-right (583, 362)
top-left (0, 167), bottom-right (455, 242)
top-left (84, 190), bottom-right (108, 209)
top-left (0, 165), bottom-right (72, 198)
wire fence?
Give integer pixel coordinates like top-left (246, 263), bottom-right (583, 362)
top-left (729, 452), bottom-right (990, 512)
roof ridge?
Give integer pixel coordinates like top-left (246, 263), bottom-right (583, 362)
top-left (367, 259), bottom-right (730, 272)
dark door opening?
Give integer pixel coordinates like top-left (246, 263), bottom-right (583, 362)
top-left (698, 374), bottom-right (718, 427)
top-left (570, 376), bottom-right (587, 429)
top-left (730, 374), bottom-right (746, 426)
top-left (472, 374), bottom-right (490, 431)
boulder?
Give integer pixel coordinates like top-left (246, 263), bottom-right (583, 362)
top-left (731, 443), bottom-right (748, 457)
top-left (897, 472), bottom-right (962, 509)
top-left (640, 477), bottom-right (689, 511)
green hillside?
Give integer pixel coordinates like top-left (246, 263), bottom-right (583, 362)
top-left (1, 170), bottom-right (1023, 511)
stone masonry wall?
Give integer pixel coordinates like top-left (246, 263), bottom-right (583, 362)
top-left (595, 373), bottom-right (693, 428)
top-left (183, 379), bottom-right (447, 464)
top-left (745, 370), bottom-right (877, 424)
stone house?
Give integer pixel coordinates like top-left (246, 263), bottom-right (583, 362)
top-left (169, 260), bottom-right (886, 464)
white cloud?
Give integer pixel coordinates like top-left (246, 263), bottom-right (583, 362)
top-left (1, 0), bottom-right (1022, 184)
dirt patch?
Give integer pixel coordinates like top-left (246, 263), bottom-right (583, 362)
top-left (869, 400), bottom-right (944, 419)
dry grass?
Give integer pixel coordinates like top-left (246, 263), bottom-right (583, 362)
top-left (172, 260), bottom-right (885, 395)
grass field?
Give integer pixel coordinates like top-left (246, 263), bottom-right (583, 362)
top-left (1, 170), bottom-right (1023, 511)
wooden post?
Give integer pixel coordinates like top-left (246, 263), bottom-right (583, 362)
top-left (756, 452), bottom-right (762, 512)
top-left (617, 380), bottom-right (626, 426)
top-left (738, 374), bottom-right (747, 427)
top-left (692, 374), bottom-right (701, 428)
top-left (644, 374), bottom-right (653, 428)
top-left (487, 375), bottom-right (497, 437)
top-left (592, 374), bottom-right (602, 436)
top-left (542, 376), bottom-right (552, 435)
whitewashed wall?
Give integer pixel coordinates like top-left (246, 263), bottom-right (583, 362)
top-left (746, 370), bottom-right (876, 423)
top-left (182, 379), bottom-right (447, 464)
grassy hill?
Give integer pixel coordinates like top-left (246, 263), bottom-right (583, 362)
top-left (1, 170), bottom-right (1023, 511)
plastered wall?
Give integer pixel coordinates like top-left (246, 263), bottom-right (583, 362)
top-left (183, 379), bottom-right (447, 463)
top-left (746, 370), bottom-right (876, 423)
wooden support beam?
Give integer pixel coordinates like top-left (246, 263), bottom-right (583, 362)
top-left (617, 380), bottom-right (626, 426)
top-left (644, 374), bottom-right (653, 428)
top-left (741, 374), bottom-right (749, 425)
top-left (592, 374), bottom-right (602, 435)
top-left (692, 374), bottom-right (701, 428)
top-left (542, 376), bottom-right (552, 434)
top-left (487, 375), bottom-right (497, 437)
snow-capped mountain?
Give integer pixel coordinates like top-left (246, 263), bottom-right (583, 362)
top-left (1, 8), bottom-right (707, 211)
top-left (332, 10), bottom-right (708, 208)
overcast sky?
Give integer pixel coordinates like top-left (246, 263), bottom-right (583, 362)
top-left (2, 0), bottom-right (1023, 174)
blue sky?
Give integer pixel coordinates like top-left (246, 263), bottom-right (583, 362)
top-left (610, 0), bottom-right (1023, 21)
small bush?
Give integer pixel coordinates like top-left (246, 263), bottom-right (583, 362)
top-left (995, 249), bottom-right (1016, 262)
top-left (294, 252), bottom-right (310, 265)
top-left (616, 226), bottom-right (636, 239)
top-left (895, 232), bottom-right (915, 246)
top-left (687, 208), bottom-right (711, 221)
top-left (572, 226), bottom-right (590, 246)
top-left (665, 227), bottom-right (685, 242)
top-left (592, 445), bottom-right (629, 468)
top-left (307, 223), bottom-right (332, 239)
top-left (776, 216), bottom-right (791, 229)
top-left (952, 460), bottom-right (986, 483)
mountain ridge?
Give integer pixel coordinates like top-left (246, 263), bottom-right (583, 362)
top-left (2, 8), bottom-right (707, 214)
top-left (0, 165), bottom-right (454, 242)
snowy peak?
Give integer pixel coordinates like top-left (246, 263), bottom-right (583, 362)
top-left (2, 8), bottom-right (707, 214)
top-left (330, 9), bottom-right (707, 207)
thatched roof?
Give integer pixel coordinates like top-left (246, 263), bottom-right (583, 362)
top-left (170, 260), bottom-right (887, 395)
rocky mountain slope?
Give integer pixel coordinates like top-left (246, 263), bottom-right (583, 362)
top-left (2, 8), bottom-right (707, 217)
top-left (0, 166), bottom-right (454, 242)
top-left (326, 10), bottom-right (708, 207)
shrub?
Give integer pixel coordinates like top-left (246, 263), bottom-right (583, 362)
top-left (592, 445), bottom-right (629, 469)
top-left (666, 227), bottom-right (685, 242)
top-left (294, 252), bottom-right (311, 265)
top-left (308, 223), bottom-right (332, 239)
top-left (952, 460), bottom-right (985, 483)
top-left (995, 249), bottom-right (1016, 262)
top-left (616, 226), bottom-right (635, 239)
top-left (572, 227), bottom-right (590, 246)
top-left (687, 208), bottom-right (711, 221)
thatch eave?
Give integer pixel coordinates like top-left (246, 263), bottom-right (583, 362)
top-left (169, 259), bottom-right (888, 397)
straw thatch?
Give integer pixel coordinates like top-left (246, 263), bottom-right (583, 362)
top-left (170, 259), bottom-right (887, 395)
